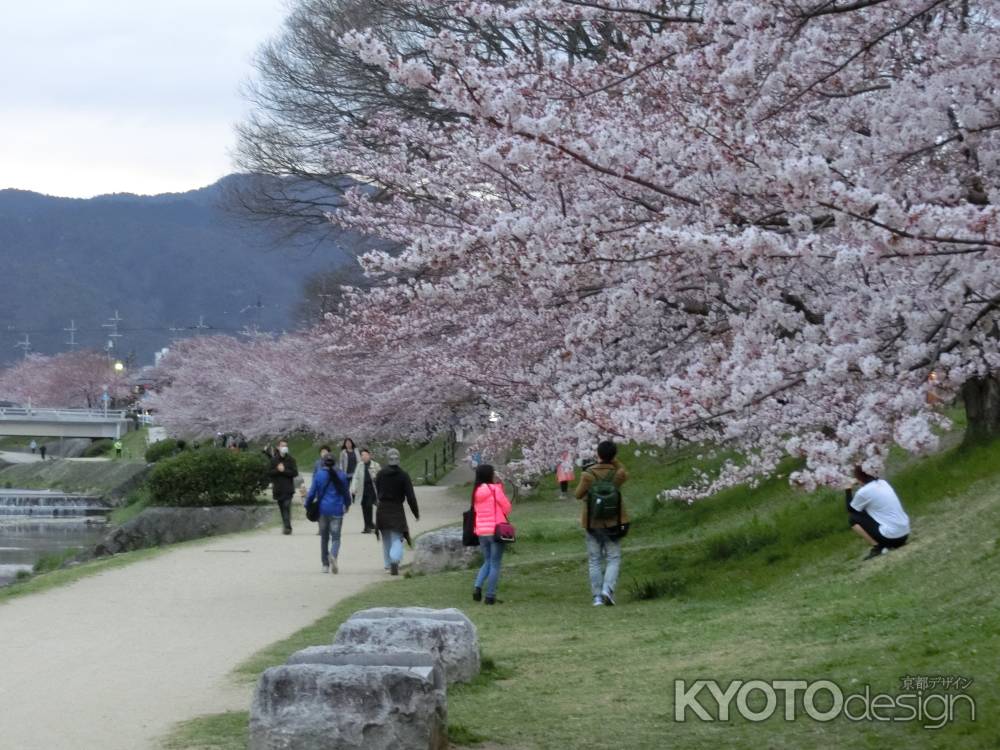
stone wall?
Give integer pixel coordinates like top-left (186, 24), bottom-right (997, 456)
top-left (95, 505), bottom-right (274, 555)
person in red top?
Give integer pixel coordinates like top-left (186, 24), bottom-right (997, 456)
top-left (471, 464), bottom-right (512, 605)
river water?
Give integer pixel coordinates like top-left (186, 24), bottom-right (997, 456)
top-left (0, 490), bottom-right (110, 586)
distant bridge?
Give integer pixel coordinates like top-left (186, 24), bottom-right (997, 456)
top-left (0, 407), bottom-right (132, 439)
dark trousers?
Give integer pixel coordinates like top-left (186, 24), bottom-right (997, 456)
top-left (276, 495), bottom-right (293, 531)
top-left (361, 499), bottom-right (375, 531)
top-left (846, 491), bottom-right (907, 548)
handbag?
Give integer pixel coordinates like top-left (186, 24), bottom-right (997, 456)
top-left (462, 508), bottom-right (478, 546)
top-left (306, 475), bottom-right (331, 523)
top-left (462, 490), bottom-right (478, 546)
top-left (490, 486), bottom-right (516, 543)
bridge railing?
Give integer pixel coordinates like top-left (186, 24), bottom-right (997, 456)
top-left (0, 407), bottom-right (128, 422)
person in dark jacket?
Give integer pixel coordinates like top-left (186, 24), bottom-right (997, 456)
top-left (269, 439), bottom-right (299, 534)
top-left (305, 456), bottom-right (351, 573)
top-left (374, 448), bottom-right (419, 575)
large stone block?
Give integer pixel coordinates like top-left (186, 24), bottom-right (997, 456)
top-left (335, 613), bottom-right (479, 684)
top-left (286, 645), bottom-right (446, 691)
top-left (249, 663), bottom-right (447, 750)
top-left (347, 606), bottom-right (474, 627)
top-left (412, 527), bottom-right (481, 574)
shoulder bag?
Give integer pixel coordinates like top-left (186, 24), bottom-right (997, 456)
top-left (491, 486), bottom-right (516, 543)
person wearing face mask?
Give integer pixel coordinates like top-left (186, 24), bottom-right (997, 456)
top-left (269, 438), bottom-right (299, 534)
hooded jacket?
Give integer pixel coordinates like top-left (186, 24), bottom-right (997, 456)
top-left (306, 466), bottom-right (351, 517)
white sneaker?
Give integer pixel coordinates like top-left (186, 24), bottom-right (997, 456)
top-left (592, 596), bottom-right (604, 607)
top-left (602, 591), bottom-right (616, 606)
top-left (321, 564), bottom-right (329, 573)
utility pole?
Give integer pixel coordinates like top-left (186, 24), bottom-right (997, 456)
top-left (64, 319), bottom-right (79, 349)
top-left (14, 333), bottom-right (31, 358)
top-left (103, 310), bottom-right (123, 358)
top-left (194, 315), bottom-right (210, 334)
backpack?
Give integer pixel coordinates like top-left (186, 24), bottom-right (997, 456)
top-left (586, 467), bottom-right (621, 524)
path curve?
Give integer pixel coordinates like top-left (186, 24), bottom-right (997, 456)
top-left (0, 482), bottom-right (462, 750)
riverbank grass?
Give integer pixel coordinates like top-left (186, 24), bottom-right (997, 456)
top-left (165, 438), bottom-right (1000, 749)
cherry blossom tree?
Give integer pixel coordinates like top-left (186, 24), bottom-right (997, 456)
top-left (319, 0), bottom-right (999, 494)
top-left (152, 0), bottom-right (1000, 498)
top-left (0, 351), bottom-right (132, 409)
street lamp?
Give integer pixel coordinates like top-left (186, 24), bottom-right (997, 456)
top-left (113, 361), bottom-right (125, 373)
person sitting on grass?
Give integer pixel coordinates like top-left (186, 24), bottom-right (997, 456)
top-left (847, 466), bottom-right (910, 560)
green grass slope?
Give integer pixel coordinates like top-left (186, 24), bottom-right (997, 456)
top-left (168, 440), bottom-right (1000, 749)
top-left (0, 458), bottom-right (148, 500)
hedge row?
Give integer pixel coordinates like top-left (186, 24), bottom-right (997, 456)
top-left (145, 438), bottom-right (186, 463)
top-left (147, 448), bottom-right (270, 507)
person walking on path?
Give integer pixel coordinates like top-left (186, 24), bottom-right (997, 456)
top-left (575, 440), bottom-right (629, 607)
top-left (310, 446), bottom-right (334, 535)
top-left (313, 445), bottom-right (332, 474)
top-left (39, 444), bottom-right (46, 460)
top-left (374, 448), bottom-right (419, 575)
top-left (269, 439), bottom-right (299, 535)
top-left (846, 466), bottom-right (910, 559)
top-left (339, 438), bottom-right (361, 485)
top-left (350, 447), bottom-right (381, 533)
top-left (471, 464), bottom-right (513, 605)
top-left (305, 455), bottom-right (352, 573)
top-left (556, 449), bottom-right (575, 499)
top-left (29, 439), bottom-right (37, 455)
top-left (114, 439), bottom-right (123, 458)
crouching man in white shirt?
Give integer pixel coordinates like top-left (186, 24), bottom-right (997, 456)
top-left (847, 466), bottom-right (911, 560)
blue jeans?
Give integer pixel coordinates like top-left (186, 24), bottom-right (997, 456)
top-left (381, 530), bottom-right (404, 568)
top-left (586, 529), bottom-right (621, 597)
top-left (319, 515), bottom-right (343, 565)
top-left (474, 535), bottom-right (504, 598)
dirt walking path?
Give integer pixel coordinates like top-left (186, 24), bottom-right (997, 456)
top-left (0, 481), bottom-right (462, 750)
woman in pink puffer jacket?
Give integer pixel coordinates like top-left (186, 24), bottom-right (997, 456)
top-left (471, 464), bottom-right (512, 605)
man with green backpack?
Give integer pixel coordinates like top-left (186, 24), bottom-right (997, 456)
top-left (575, 440), bottom-right (629, 607)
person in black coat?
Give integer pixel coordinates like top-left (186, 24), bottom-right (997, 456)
top-left (374, 448), bottom-right (419, 575)
top-left (269, 438), bottom-right (299, 534)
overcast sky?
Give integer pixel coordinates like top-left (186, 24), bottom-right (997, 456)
top-left (0, 0), bottom-right (289, 198)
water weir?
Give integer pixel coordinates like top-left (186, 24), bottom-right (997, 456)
top-left (0, 490), bottom-right (111, 586)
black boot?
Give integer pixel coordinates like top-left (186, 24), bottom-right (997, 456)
top-left (473, 587), bottom-right (482, 602)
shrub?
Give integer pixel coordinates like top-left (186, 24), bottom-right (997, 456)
top-left (148, 448), bottom-right (270, 507)
top-left (146, 438), bottom-right (184, 463)
top-left (82, 439), bottom-right (113, 457)
top-left (703, 516), bottom-right (780, 561)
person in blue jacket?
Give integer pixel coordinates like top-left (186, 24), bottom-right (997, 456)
top-left (305, 455), bottom-right (351, 573)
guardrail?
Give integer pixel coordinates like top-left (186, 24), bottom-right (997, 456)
top-left (0, 407), bottom-right (128, 422)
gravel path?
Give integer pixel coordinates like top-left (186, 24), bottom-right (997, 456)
top-left (0, 482), bottom-right (461, 750)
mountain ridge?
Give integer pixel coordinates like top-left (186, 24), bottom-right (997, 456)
top-left (0, 174), bottom-right (354, 366)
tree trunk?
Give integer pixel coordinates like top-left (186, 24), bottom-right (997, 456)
top-left (961, 374), bottom-right (1000, 444)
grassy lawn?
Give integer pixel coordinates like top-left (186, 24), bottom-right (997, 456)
top-left (162, 436), bottom-right (1000, 748)
top-left (0, 435), bottom-right (48, 451)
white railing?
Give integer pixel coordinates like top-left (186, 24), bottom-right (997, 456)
top-left (0, 407), bottom-right (128, 422)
